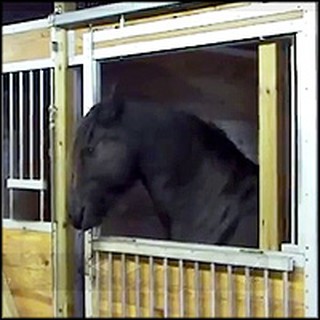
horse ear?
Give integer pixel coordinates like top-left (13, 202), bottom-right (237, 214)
top-left (96, 82), bottom-right (125, 126)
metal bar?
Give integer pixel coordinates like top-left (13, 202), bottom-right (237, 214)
top-left (210, 263), bottom-right (215, 317)
top-left (7, 178), bottom-right (47, 190)
top-left (108, 253), bottom-right (113, 317)
top-left (19, 72), bottom-right (23, 179)
top-left (51, 2), bottom-right (179, 29)
top-left (283, 272), bottom-right (289, 317)
top-left (3, 18), bottom-right (49, 35)
top-left (83, 31), bottom-right (101, 115)
top-left (29, 71), bottom-right (34, 179)
top-left (290, 41), bottom-right (297, 244)
top-left (245, 267), bottom-right (251, 317)
top-left (92, 237), bottom-right (295, 271)
top-left (39, 69), bottom-right (45, 222)
top-left (227, 265), bottom-right (234, 317)
top-left (135, 255), bottom-right (140, 317)
top-left (9, 73), bottom-right (14, 220)
top-left (296, 8), bottom-right (318, 316)
top-left (121, 253), bottom-right (126, 317)
top-left (163, 258), bottom-right (168, 318)
top-left (1, 75), bottom-right (5, 219)
top-left (194, 262), bottom-right (200, 317)
top-left (83, 32), bottom-right (94, 116)
top-left (2, 56), bottom-right (82, 73)
top-left (68, 30), bottom-right (75, 59)
top-left (49, 67), bottom-right (54, 223)
top-left (2, 219), bottom-right (52, 232)
top-left (149, 256), bottom-right (154, 317)
top-left (179, 259), bottom-right (184, 317)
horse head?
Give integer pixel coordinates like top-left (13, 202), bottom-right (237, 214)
top-left (68, 84), bottom-right (140, 230)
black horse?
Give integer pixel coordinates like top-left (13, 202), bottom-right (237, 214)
top-left (69, 86), bottom-right (258, 247)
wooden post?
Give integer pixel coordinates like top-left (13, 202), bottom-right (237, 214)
top-left (258, 42), bottom-right (281, 250)
top-left (52, 2), bottom-right (76, 318)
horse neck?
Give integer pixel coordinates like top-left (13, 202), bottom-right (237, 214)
top-left (139, 147), bottom-right (224, 216)
top-left (141, 142), bottom-right (256, 217)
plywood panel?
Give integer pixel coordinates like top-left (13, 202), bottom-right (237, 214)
top-left (94, 11), bottom-right (302, 51)
top-left (2, 228), bottom-right (53, 318)
top-left (97, 253), bottom-right (304, 318)
top-left (73, 2), bottom-right (250, 56)
top-left (3, 29), bottom-right (50, 63)
top-left (2, 4), bottom-right (301, 64)
top-left (2, 3), bottom-right (249, 62)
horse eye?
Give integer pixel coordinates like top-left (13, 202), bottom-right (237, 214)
top-left (87, 147), bottom-right (94, 154)
top-left (82, 146), bottom-right (94, 156)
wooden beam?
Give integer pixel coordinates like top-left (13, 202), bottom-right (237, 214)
top-left (2, 272), bottom-right (19, 318)
top-left (258, 42), bottom-right (280, 250)
top-left (52, 2), bottom-right (76, 318)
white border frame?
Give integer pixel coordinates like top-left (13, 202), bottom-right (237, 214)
top-left (82, 2), bottom-right (317, 317)
top-left (82, 30), bottom-right (101, 318)
top-left (93, 18), bottom-right (303, 61)
top-left (3, 18), bottom-right (49, 35)
top-left (92, 2), bottom-right (305, 60)
top-left (295, 6), bottom-right (318, 317)
top-left (93, 236), bottom-right (305, 271)
top-left (6, 178), bottom-right (47, 190)
top-left (92, 2), bottom-right (304, 43)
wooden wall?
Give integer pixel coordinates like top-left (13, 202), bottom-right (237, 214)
top-left (97, 253), bottom-right (304, 318)
top-left (2, 229), bottom-right (53, 317)
top-left (2, 3), bottom-right (250, 64)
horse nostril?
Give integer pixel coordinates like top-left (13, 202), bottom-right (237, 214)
top-left (80, 206), bottom-right (85, 220)
top-left (70, 206), bottom-right (85, 229)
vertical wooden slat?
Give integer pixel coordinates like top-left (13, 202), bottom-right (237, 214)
top-left (92, 251), bottom-right (100, 317)
top-left (194, 262), bottom-right (200, 317)
top-left (135, 255), bottom-right (141, 317)
top-left (283, 271), bottom-right (289, 317)
top-left (264, 269), bottom-right (270, 317)
top-left (108, 253), bottom-right (113, 317)
top-left (121, 254), bottom-right (126, 317)
top-left (258, 42), bottom-right (280, 250)
top-left (163, 258), bottom-right (168, 317)
top-left (210, 263), bottom-right (216, 317)
top-left (179, 260), bottom-right (184, 317)
top-left (245, 267), bottom-right (251, 317)
top-left (149, 257), bottom-right (154, 317)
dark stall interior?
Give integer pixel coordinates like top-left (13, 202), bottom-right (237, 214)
top-left (97, 42), bottom-right (259, 241)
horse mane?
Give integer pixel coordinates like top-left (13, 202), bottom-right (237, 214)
top-left (73, 103), bottom-right (100, 158)
top-left (73, 98), bottom-right (257, 172)
top-left (183, 112), bottom-right (257, 168)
